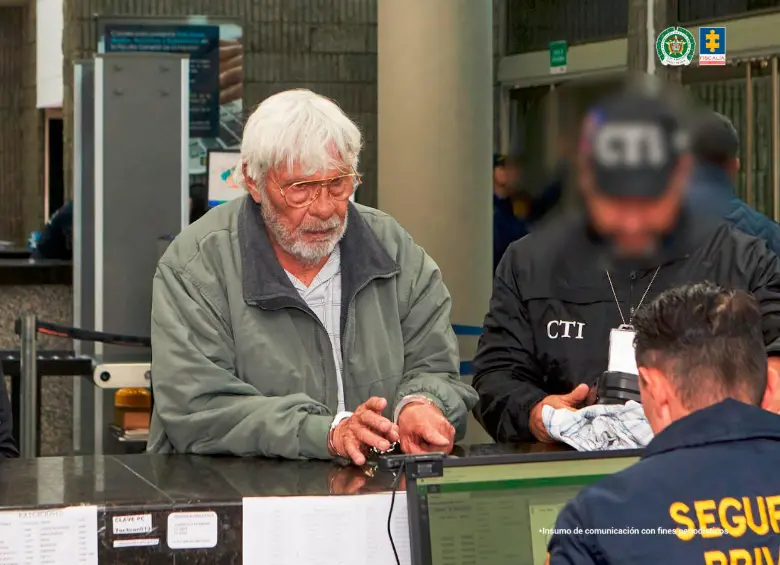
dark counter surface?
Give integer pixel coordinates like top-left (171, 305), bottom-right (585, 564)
top-left (0, 443), bottom-right (573, 510)
top-left (0, 258), bottom-right (71, 285)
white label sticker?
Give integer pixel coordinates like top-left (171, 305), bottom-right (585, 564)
top-left (167, 511), bottom-right (218, 549)
top-left (113, 514), bottom-right (153, 535)
top-left (0, 505), bottom-right (98, 564)
top-left (608, 328), bottom-right (639, 375)
top-left (113, 538), bottom-right (159, 549)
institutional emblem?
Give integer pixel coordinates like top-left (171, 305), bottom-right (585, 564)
top-left (699, 27), bottom-right (726, 66)
top-left (656, 26), bottom-right (696, 66)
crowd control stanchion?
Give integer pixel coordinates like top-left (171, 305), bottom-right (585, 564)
top-left (12, 317), bottom-right (152, 456)
top-left (19, 313), bottom-right (39, 458)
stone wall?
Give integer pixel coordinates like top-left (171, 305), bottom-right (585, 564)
top-left (0, 3), bottom-right (42, 244)
top-left (62, 0), bottom-right (379, 207)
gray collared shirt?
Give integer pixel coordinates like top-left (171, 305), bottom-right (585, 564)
top-left (285, 245), bottom-right (345, 412)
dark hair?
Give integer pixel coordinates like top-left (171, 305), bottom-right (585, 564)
top-left (692, 111), bottom-right (739, 168)
top-left (633, 282), bottom-right (766, 407)
top-left (189, 183), bottom-right (208, 224)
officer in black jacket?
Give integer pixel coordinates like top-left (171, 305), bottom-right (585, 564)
top-left (548, 283), bottom-right (780, 565)
top-left (0, 365), bottom-right (19, 458)
top-left (472, 85), bottom-right (780, 443)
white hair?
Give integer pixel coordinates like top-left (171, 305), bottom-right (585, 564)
top-left (237, 89), bottom-right (362, 188)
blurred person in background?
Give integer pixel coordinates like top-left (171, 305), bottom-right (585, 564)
top-left (493, 153), bottom-right (525, 272)
top-left (34, 201), bottom-right (73, 261)
top-left (547, 283), bottom-right (780, 564)
top-left (189, 182), bottom-right (209, 224)
top-left (687, 110), bottom-right (780, 255)
top-left (493, 151), bottom-right (566, 272)
top-left (473, 83), bottom-right (780, 444)
top-left (36, 183), bottom-right (212, 263)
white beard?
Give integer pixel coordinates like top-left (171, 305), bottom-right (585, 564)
top-left (259, 192), bottom-right (348, 266)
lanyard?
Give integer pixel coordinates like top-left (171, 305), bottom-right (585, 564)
top-left (605, 267), bottom-right (661, 328)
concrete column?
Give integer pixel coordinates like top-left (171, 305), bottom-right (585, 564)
top-left (627, 0), bottom-right (680, 82)
top-left (377, 0), bottom-right (493, 331)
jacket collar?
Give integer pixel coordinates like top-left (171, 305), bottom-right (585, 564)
top-left (237, 195), bottom-right (400, 312)
top-left (573, 203), bottom-right (712, 274)
top-left (690, 163), bottom-right (734, 197)
top-left (643, 399), bottom-right (780, 459)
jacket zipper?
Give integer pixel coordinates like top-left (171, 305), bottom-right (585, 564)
top-left (340, 272), bottom-right (400, 408)
top-left (248, 302), bottom-right (330, 405)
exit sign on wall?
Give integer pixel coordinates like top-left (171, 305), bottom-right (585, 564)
top-left (549, 40), bottom-right (568, 74)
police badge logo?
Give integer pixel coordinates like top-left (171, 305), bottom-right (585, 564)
top-left (656, 26), bottom-right (695, 66)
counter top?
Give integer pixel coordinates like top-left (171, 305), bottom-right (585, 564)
top-left (0, 443), bottom-right (571, 509)
top-left (0, 444), bottom-right (582, 564)
top-left (0, 258), bottom-right (71, 285)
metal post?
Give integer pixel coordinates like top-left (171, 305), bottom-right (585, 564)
top-left (772, 57), bottom-right (779, 221)
top-left (746, 62), bottom-right (754, 206)
top-left (547, 83), bottom-right (559, 170)
top-left (19, 312), bottom-right (38, 458)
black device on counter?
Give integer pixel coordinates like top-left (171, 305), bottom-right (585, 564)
top-left (597, 371), bottom-right (642, 404)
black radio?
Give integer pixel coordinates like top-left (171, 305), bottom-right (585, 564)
top-left (597, 371), bottom-right (642, 404)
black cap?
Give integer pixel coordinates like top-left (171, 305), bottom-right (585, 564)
top-left (691, 110), bottom-right (739, 164)
top-left (493, 153), bottom-right (506, 167)
top-left (581, 90), bottom-right (690, 198)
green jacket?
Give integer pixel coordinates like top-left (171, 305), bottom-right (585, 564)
top-left (147, 196), bottom-right (478, 459)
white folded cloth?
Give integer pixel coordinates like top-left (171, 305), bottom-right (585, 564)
top-left (542, 400), bottom-right (653, 451)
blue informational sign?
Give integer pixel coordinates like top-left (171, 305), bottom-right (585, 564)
top-left (98, 18), bottom-right (244, 177)
top-left (103, 24), bottom-right (221, 138)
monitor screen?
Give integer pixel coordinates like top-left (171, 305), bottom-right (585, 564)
top-left (207, 150), bottom-right (243, 207)
top-left (409, 455), bottom-right (639, 565)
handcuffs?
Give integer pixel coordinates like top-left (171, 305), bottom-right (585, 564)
top-left (361, 441), bottom-right (403, 477)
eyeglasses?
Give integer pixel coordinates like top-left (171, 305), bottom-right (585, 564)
top-left (270, 170), bottom-right (361, 208)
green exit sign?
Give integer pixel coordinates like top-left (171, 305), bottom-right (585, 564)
top-left (549, 40), bottom-right (568, 74)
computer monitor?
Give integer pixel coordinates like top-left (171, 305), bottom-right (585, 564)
top-left (207, 149), bottom-right (243, 207)
top-left (406, 450), bottom-right (641, 565)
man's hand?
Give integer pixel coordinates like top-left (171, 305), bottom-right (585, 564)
top-left (219, 39), bottom-right (243, 105)
top-left (529, 384), bottom-right (590, 443)
top-left (398, 402), bottom-right (455, 455)
top-left (329, 397), bottom-right (399, 466)
top-left (328, 466), bottom-right (367, 495)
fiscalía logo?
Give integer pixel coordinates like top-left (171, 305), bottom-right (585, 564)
top-left (699, 27), bottom-right (726, 66)
top-left (656, 26), bottom-right (695, 66)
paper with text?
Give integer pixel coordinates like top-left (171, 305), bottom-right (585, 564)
top-left (0, 505), bottom-right (98, 565)
top-left (243, 493), bottom-right (411, 565)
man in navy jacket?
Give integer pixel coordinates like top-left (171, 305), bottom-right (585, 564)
top-left (687, 111), bottom-right (780, 256)
top-left (0, 365), bottom-right (19, 458)
top-left (548, 283), bottom-right (780, 564)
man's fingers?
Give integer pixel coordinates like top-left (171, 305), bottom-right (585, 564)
top-left (358, 410), bottom-right (395, 436)
top-left (420, 427), bottom-right (451, 447)
top-left (355, 427), bottom-right (391, 452)
top-left (344, 438), bottom-right (366, 466)
top-left (361, 397), bottom-right (388, 413)
top-left (388, 423), bottom-right (400, 443)
top-left (345, 474), bottom-right (366, 494)
top-left (401, 437), bottom-right (425, 455)
top-left (562, 384), bottom-right (590, 405)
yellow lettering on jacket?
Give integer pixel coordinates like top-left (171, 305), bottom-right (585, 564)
top-left (669, 501), bottom-right (696, 541)
top-left (668, 496), bottom-right (778, 540)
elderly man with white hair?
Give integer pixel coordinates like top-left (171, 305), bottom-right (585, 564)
top-left (147, 89), bottom-right (478, 464)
